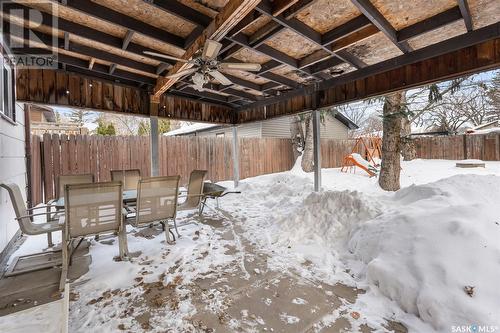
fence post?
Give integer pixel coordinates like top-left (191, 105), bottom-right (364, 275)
top-left (232, 126), bottom-right (240, 188)
top-left (313, 110), bottom-right (321, 192)
top-left (463, 135), bottom-right (468, 159)
top-left (150, 117), bottom-right (159, 176)
top-left (149, 98), bottom-right (160, 177)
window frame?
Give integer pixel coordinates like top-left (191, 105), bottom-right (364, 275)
top-left (0, 43), bottom-right (16, 124)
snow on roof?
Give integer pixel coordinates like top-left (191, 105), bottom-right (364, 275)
top-left (473, 120), bottom-right (500, 130)
top-left (469, 127), bottom-right (500, 135)
top-left (164, 122), bottom-right (220, 136)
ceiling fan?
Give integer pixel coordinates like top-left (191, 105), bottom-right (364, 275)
top-left (144, 39), bottom-right (262, 91)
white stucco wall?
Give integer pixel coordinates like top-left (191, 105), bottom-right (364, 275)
top-left (0, 102), bottom-right (26, 253)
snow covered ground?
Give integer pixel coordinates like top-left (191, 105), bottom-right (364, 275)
top-left (218, 159), bottom-right (500, 332)
top-left (4, 159), bottom-right (500, 332)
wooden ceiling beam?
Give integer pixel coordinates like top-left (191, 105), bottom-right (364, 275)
top-left (256, 1), bottom-right (366, 69)
top-left (146, 0), bottom-right (212, 27)
top-left (64, 64), bottom-right (147, 86)
top-left (457, 0), bottom-right (473, 32)
top-left (281, 0), bottom-right (317, 19)
top-left (272, 0), bottom-right (300, 16)
top-left (5, 4), bottom-right (176, 67)
top-left (10, 27), bottom-right (158, 78)
top-left (153, 0), bottom-right (262, 99)
top-left (122, 30), bottom-right (134, 50)
top-left (398, 6), bottom-right (463, 42)
top-left (62, 0), bottom-right (185, 48)
top-left (237, 22), bottom-right (500, 113)
top-left (350, 0), bottom-right (412, 53)
top-left (322, 15), bottom-right (372, 45)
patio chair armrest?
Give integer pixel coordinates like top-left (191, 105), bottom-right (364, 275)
top-left (177, 193), bottom-right (205, 198)
top-left (26, 204), bottom-right (58, 211)
top-left (16, 211), bottom-right (59, 219)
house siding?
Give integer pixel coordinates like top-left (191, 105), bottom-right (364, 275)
top-left (0, 102), bottom-right (26, 253)
top-left (197, 122), bottom-right (262, 138)
top-left (261, 117), bottom-right (292, 138)
top-left (320, 116), bottom-right (349, 139)
top-left (171, 115), bottom-right (351, 139)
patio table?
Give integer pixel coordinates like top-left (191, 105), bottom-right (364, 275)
top-left (55, 189), bottom-right (137, 209)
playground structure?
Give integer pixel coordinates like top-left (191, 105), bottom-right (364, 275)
top-left (341, 137), bottom-right (382, 177)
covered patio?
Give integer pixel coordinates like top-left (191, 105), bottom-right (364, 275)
top-left (1, 0), bottom-right (499, 332)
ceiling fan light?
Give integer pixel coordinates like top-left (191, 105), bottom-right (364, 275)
top-left (192, 72), bottom-right (206, 91)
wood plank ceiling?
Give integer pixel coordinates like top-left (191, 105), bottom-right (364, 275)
top-left (3, 0), bottom-right (500, 114)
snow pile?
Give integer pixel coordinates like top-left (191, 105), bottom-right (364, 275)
top-left (349, 175), bottom-right (500, 330)
top-left (276, 190), bottom-right (379, 247)
top-left (253, 172), bottom-right (500, 331)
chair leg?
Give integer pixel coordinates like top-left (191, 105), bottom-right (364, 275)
top-left (59, 240), bottom-right (69, 292)
top-left (173, 217), bottom-right (181, 238)
top-left (47, 232), bottom-right (54, 248)
top-left (163, 221), bottom-right (175, 245)
top-left (118, 226), bottom-right (129, 260)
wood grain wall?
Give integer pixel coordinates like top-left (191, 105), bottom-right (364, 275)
top-left (16, 68), bottom-right (235, 124)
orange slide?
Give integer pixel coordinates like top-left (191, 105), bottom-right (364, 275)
top-left (341, 137), bottom-right (381, 177)
top-left (341, 154), bottom-right (378, 177)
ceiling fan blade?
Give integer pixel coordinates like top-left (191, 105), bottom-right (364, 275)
top-left (202, 39), bottom-right (223, 60)
top-left (166, 68), bottom-right (198, 79)
top-left (143, 51), bottom-right (188, 63)
top-left (219, 62), bottom-right (261, 71)
top-left (209, 70), bottom-right (232, 86)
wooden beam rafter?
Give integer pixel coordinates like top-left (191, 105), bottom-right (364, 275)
top-left (350, 0), bottom-right (412, 53)
top-left (397, 6), bottom-right (463, 42)
top-left (146, 0), bottom-right (212, 27)
top-left (154, 0), bottom-right (262, 99)
top-left (62, 0), bottom-right (185, 48)
top-left (457, 0), bottom-right (473, 32)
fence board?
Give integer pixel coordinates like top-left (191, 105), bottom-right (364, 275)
top-left (31, 133), bottom-right (499, 204)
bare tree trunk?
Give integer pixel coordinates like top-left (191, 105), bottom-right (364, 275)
top-left (290, 115), bottom-right (304, 160)
top-left (301, 114), bottom-right (314, 172)
top-left (401, 117), bottom-right (416, 161)
top-left (399, 91), bottom-right (417, 161)
top-left (379, 92), bottom-right (404, 191)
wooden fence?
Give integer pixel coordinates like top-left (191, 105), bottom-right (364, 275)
top-left (414, 133), bottom-right (500, 160)
top-left (30, 134), bottom-right (360, 205)
top-left (30, 134), bottom-right (300, 205)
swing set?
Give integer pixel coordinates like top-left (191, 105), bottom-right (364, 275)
top-left (341, 137), bottom-right (382, 177)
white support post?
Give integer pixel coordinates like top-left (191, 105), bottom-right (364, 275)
top-left (232, 126), bottom-right (240, 188)
top-left (150, 116), bottom-right (159, 177)
top-left (312, 110), bottom-right (321, 192)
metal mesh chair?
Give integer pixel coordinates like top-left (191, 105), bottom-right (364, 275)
top-left (60, 181), bottom-right (127, 291)
top-left (178, 170), bottom-right (207, 216)
top-left (125, 176), bottom-right (180, 243)
top-left (57, 174), bottom-right (94, 199)
top-left (111, 169), bottom-right (141, 191)
top-left (0, 183), bottom-right (62, 247)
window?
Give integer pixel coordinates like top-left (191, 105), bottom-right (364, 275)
top-left (216, 132), bottom-right (225, 138)
top-left (0, 51), bottom-right (15, 122)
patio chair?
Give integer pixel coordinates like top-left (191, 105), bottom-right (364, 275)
top-left (177, 170), bottom-right (207, 217)
top-left (124, 176), bottom-right (180, 244)
top-left (111, 169), bottom-right (141, 191)
top-left (57, 174), bottom-right (95, 199)
top-left (60, 181), bottom-right (128, 291)
top-left (0, 183), bottom-right (62, 247)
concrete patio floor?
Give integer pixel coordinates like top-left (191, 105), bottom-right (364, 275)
top-left (0, 209), bottom-right (407, 332)
top-left (70, 209), bottom-right (408, 332)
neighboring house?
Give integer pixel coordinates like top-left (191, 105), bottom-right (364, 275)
top-left (165, 113), bottom-right (358, 139)
top-left (30, 105), bottom-right (89, 136)
top-left (0, 38), bottom-right (26, 257)
top-left (465, 120), bottom-right (500, 135)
